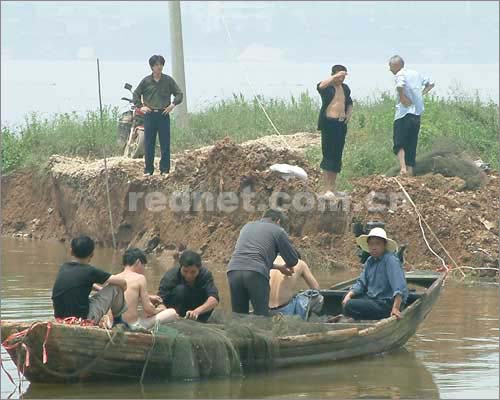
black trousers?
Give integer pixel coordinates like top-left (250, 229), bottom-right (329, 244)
top-left (320, 117), bottom-right (348, 173)
top-left (169, 284), bottom-right (212, 323)
top-left (227, 270), bottom-right (270, 316)
top-left (343, 295), bottom-right (392, 320)
top-left (144, 111), bottom-right (171, 174)
top-left (393, 113), bottom-right (421, 167)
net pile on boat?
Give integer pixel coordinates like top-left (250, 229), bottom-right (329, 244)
top-left (146, 311), bottom-right (334, 380)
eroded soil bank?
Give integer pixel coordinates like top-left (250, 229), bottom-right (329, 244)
top-left (2, 133), bottom-right (497, 275)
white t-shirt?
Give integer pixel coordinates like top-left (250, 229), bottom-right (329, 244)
top-left (394, 68), bottom-right (433, 120)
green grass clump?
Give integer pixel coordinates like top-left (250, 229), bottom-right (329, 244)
top-left (2, 91), bottom-right (497, 184)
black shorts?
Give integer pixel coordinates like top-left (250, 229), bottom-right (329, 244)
top-left (320, 118), bottom-right (348, 173)
top-left (393, 113), bottom-right (421, 167)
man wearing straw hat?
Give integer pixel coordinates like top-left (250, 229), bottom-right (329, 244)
top-left (342, 228), bottom-right (408, 320)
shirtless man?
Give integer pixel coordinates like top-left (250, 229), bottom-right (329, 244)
top-left (316, 65), bottom-right (354, 196)
top-left (114, 248), bottom-right (178, 330)
top-left (269, 255), bottom-right (322, 319)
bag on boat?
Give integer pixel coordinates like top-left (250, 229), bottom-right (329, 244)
top-left (273, 289), bottom-right (324, 320)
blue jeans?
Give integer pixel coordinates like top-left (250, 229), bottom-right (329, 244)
top-left (144, 111), bottom-right (171, 174)
top-left (271, 290), bottom-right (323, 320)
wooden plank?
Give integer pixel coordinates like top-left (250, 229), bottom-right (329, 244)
top-left (278, 328), bottom-right (359, 346)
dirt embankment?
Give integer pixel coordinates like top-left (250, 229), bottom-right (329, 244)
top-left (2, 133), bottom-right (498, 274)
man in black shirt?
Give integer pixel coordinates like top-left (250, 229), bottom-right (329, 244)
top-left (316, 64), bottom-right (354, 197)
top-left (158, 250), bottom-right (219, 322)
top-left (133, 54), bottom-right (183, 177)
top-left (51, 235), bottom-right (128, 325)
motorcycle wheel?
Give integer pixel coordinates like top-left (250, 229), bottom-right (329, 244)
top-left (118, 111), bottom-right (133, 145)
top-left (124, 127), bottom-right (145, 159)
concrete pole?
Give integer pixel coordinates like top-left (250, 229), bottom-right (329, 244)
top-left (168, 0), bottom-right (188, 126)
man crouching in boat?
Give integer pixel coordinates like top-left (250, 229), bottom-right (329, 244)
top-left (114, 248), bottom-right (179, 330)
top-left (158, 250), bottom-right (219, 322)
top-left (342, 228), bottom-right (408, 320)
top-left (51, 235), bottom-right (128, 326)
top-left (269, 256), bottom-right (323, 320)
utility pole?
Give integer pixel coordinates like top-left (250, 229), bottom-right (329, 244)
top-left (168, 0), bottom-right (188, 127)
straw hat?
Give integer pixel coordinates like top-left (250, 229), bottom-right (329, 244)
top-left (356, 227), bottom-right (398, 253)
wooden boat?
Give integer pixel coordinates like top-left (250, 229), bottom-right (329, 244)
top-left (1, 271), bottom-right (444, 383)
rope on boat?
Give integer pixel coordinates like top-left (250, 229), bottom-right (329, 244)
top-left (1, 321), bottom-right (51, 397)
top-left (139, 320), bottom-right (159, 385)
top-left (0, 354), bottom-right (17, 388)
top-left (101, 315), bottom-right (116, 345)
top-left (16, 350), bottom-right (24, 398)
top-left (2, 319), bottom-right (119, 381)
top-left (2, 321), bottom-right (52, 369)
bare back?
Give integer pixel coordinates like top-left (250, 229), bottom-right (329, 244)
top-left (114, 270), bottom-right (146, 324)
top-left (269, 257), bottom-right (308, 308)
top-left (326, 84), bottom-right (346, 119)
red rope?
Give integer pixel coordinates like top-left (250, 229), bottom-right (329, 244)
top-left (2, 318), bottom-right (96, 372)
top-left (55, 317), bottom-right (95, 326)
top-left (0, 355), bottom-right (17, 386)
top-left (2, 322), bottom-right (45, 369)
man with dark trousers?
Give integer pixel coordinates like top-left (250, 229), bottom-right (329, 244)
top-left (158, 250), bottom-right (219, 322)
top-left (316, 64), bottom-right (354, 197)
top-left (388, 55), bottom-right (434, 176)
top-left (227, 208), bottom-right (299, 316)
top-left (133, 54), bottom-right (183, 176)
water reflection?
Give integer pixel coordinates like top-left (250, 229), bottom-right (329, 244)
top-left (1, 237), bottom-right (498, 399)
top-left (21, 349), bottom-right (438, 399)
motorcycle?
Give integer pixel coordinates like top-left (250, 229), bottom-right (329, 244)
top-left (118, 83), bottom-right (145, 158)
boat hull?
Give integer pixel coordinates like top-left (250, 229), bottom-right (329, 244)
top-left (1, 272), bottom-right (444, 383)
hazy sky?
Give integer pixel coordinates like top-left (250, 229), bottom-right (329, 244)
top-left (1, 1), bottom-right (498, 64)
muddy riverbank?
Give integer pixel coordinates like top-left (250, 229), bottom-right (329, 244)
top-left (2, 134), bottom-right (498, 273)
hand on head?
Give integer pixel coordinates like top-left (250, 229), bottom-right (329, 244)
top-left (333, 71), bottom-right (348, 82)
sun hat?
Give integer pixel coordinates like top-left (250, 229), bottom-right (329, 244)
top-left (356, 227), bottom-right (398, 253)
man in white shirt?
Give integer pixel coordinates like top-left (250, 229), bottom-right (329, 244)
top-left (389, 55), bottom-right (435, 176)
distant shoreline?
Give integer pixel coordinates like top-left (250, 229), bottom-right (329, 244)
top-left (1, 61), bottom-right (498, 125)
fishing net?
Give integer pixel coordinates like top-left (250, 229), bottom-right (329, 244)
top-left (146, 310), bottom-right (337, 380)
top-left (385, 139), bottom-right (488, 189)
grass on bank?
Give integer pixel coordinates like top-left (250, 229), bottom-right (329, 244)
top-left (2, 91), bottom-right (498, 187)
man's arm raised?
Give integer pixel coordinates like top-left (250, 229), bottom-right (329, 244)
top-left (318, 71), bottom-right (347, 90)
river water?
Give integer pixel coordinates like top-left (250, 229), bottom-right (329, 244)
top-left (1, 237), bottom-right (498, 399)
